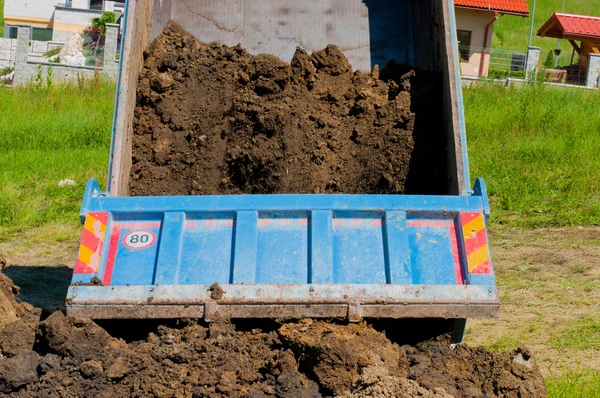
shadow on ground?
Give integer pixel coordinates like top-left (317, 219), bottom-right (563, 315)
top-left (2, 265), bottom-right (72, 315)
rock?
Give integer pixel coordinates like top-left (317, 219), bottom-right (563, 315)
top-left (106, 356), bottom-right (129, 380)
top-left (80, 360), bottom-right (104, 378)
top-left (0, 353), bottom-right (40, 392)
top-left (38, 312), bottom-right (112, 362)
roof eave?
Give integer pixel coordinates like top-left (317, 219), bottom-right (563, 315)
top-left (455, 5), bottom-right (529, 17)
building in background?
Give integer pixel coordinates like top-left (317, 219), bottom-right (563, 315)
top-left (538, 13), bottom-right (600, 85)
top-left (3, 0), bottom-right (124, 42)
top-left (454, 0), bottom-right (529, 77)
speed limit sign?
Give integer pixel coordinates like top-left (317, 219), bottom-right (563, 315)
top-left (123, 230), bottom-right (157, 250)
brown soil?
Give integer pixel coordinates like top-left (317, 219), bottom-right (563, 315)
top-left (0, 272), bottom-right (546, 397)
top-left (129, 22), bottom-right (420, 196)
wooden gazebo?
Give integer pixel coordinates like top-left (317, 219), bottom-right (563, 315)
top-left (538, 13), bottom-right (600, 82)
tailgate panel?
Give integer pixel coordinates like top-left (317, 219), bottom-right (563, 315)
top-left (68, 179), bottom-right (498, 320)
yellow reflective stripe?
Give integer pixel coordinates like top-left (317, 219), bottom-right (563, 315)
top-left (83, 215), bottom-right (106, 236)
top-left (78, 245), bottom-right (95, 265)
top-left (462, 214), bottom-right (485, 239)
top-left (467, 244), bottom-right (490, 272)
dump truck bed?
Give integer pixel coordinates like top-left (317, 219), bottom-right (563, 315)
top-left (67, 0), bottom-right (498, 341)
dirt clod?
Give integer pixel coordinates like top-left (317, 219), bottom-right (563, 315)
top-left (279, 320), bottom-right (402, 395)
top-left (130, 21), bottom-right (416, 196)
top-left (209, 282), bottom-right (224, 300)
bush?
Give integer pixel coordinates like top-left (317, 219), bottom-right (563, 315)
top-left (487, 69), bottom-right (525, 80)
top-left (85, 57), bottom-right (98, 67)
top-left (43, 47), bottom-right (62, 58)
top-left (0, 66), bottom-right (14, 77)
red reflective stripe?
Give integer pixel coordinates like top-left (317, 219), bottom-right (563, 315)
top-left (89, 211), bottom-right (109, 225)
top-left (113, 222), bottom-right (161, 228)
top-left (459, 212), bottom-right (481, 225)
top-left (74, 259), bottom-right (95, 274)
top-left (80, 227), bottom-right (101, 253)
top-left (258, 220), bottom-right (270, 226)
top-left (449, 224), bottom-right (463, 285)
top-left (102, 227), bottom-right (121, 286)
top-left (407, 220), bottom-right (454, 227)
top-left (463, 227), bottom-right (488, 254)
top-left (471, 258), bottom-right (492, 274)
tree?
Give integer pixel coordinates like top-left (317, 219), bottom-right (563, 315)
top-left (92, 12), bottom-right (116, 36)
top-left (544, 50), bottom-right (554, 69)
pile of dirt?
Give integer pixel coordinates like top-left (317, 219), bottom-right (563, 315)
top-left (0, 272), bottom-right (546, 398)
top-left (130, 21), bottom-right (421, 196)
top-left (0, 271), bottom-right (41, 359)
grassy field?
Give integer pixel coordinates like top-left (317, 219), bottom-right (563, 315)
top-left (0, 0), bottom-right (4, 37)
top-left (464, 83), bottom-right (600, 228)
top-left (1, 81), bottom-right (600, 396)
top-left (492, 0), bottom-right (600, 66)
top-left (0, 80), bottom-right (114, 242)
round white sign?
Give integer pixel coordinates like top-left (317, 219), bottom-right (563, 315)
top-left (123, 230), bottom-right (156, 250)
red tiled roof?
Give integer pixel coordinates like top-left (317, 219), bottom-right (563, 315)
top-left (538, 13), bottom-right (600, 40)
top-left (455, 0), bottom-right (529, 15)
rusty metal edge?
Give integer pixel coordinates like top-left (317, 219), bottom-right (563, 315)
top-left (67, 302), bottom-right (499, 320)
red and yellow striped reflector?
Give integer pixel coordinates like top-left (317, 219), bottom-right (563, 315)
top-left (460, 212), bottom-right (492, 275)
top-left (74, 212), bottom-right (109, 274)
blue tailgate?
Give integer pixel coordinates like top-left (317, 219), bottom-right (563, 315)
top-left (67, 178), bottom-right (498, 322)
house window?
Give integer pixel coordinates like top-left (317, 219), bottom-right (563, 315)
top-left (8, 26), bottom-right (18, 39)
top-left (90, 0), bottom-right (103, 10)
top-left (31, 28), bottom-right (53, 41)
top-left (457, 30), bottom-right (472, 62)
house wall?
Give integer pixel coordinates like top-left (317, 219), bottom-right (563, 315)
top-left (455, 8), bottom-right (495, 77)
top-left (3, 0), bottom-right (55, 28)
top-left (53, 7), bottom-right (99, 41)
top-left (72, 0), bottom-right (90, 9)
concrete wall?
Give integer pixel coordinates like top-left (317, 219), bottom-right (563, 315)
top-left (0, 38), bottom-right (63, 67)
top-left (455, 8), bottom-right (495, 77)
top-left (13, 26), bottom-right (119, 85)
top-left (587, 53), bottom-right (600, 89)
top-left (3, 0), bottom-right (55, 27)
top-left (0, 38), bottom-right (17, 68)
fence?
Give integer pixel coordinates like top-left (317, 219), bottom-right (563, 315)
top-left (459, 44), bottom-right (596, 88)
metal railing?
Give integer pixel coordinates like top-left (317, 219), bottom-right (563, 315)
top-left (459, 45), bottom-right (589, 86)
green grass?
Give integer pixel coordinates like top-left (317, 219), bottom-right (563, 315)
top-left (0, 81), bottom-right (114, 240)
top-left (493, 0), bottom-right (599, 66)
top-left (0, 0), bottom-right (4, 37)
top-left (554, 315), bottom-right (600, 350)
top-left (547, 370), bottom-right (600, 398)
top-left (464, 82), bottom-right (600, 228)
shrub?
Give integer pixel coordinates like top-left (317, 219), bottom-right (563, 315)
top-left (43, 46), bottom-right (62, 58)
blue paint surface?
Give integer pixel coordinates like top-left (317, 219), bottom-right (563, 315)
top-left (74, 179), bottom-right (496, 293)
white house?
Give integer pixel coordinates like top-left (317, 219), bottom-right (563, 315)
top-left (3, 0), bottom-right (124, 42)
top-left (454, 0), bottom-right (529, 77)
